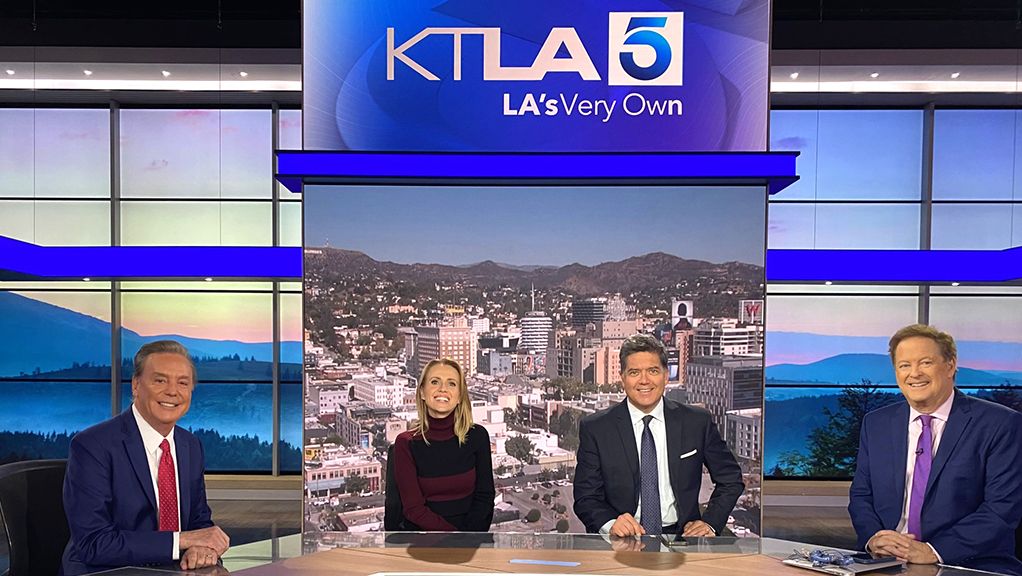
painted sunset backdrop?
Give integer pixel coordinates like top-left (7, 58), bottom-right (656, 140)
top-left (0, 290), bottom-right (303, 470)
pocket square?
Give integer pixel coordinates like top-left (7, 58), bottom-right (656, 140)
top-left (679, 449), bottom-right (697, 459)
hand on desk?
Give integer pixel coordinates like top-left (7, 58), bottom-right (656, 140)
top-left (181, 525), bottom-right (231, 556)
top-left (867, 530), bottom-right (938, 564)
top-left (180, 545), bottom-right (222, 570)
top-left (609, 513), bottom-right (645, 537)
top-left (682, 520), bottom-right (714, 537)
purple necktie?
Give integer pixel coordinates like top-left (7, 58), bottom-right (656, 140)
top-left (639, 415), bottom-right (662, 535)
top-left (907, 414), bottom-right (933, 537)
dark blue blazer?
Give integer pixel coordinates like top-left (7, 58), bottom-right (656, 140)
top-left (573, 398), bottom-right (744, 535)
top-left (849, 390), bottom-right (1022, 575)
top-left (61, 409), bottom-right (214, 575)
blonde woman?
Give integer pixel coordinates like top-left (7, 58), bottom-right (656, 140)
top-left (388, 358), bottom-right (495, 531)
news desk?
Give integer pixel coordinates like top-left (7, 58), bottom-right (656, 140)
top-left (90, 532), bottom-right (1002, 576)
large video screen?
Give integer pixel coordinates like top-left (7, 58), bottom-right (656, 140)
top-left (302, 184), bottom-right (766, 536)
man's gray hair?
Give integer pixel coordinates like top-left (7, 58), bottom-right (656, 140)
top-left (619, 333), bottom-right (668, 372)
top-left (133, 340), bottom-right (196, 380)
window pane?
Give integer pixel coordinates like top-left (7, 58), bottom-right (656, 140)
top-left (769, 110), bottom-right (818, 201)
top-left (121, 201), bottom-right (271, 245)
top-left (35, 201), bottom-right (110, 245)
top-left (280, 292), bottom-right (303, 472)
top-left (814, 204), bottom-right (919, 249)
top-left (277, 109), bottom-right (302, 201)
top-left (767, 203), bottom-right (815, 248)
top-left (0, 109), bottom-right (34, 197)
top-left (816, 110), bottom-right (923, 200)
top-left (0, 201), bottom-right (33, 241)
top-left (0, 381), bottom-right (110, 462)
top-left (769, 203), bottom-right (920, 250)
top-left (35, 109), bottom-right (111, 198)
top-left (279, 202), bottom-right (301, 246)
top-left (933, 110), bottom-right (1016, 200)
top-left (931, 204), bottom-right (1018, 250)
top-left (766, 295), bottom-right (918, 368)
top-left (220, 110), bottom-right (271, 199)
top-left (121, 110), bottom-right (221, 198)
top-left (929, 296), bottom-right (1022, 381)
top-left (0, 290), bottom-right (112, 377)
top-left (121, 291), bottom-right (274, 472)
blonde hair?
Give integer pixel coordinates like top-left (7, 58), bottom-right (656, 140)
top-left (413, 358), bottom-right (474, 445)
top-left (889, 324), bottom-right (957, 364)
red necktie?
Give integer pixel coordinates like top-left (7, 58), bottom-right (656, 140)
top-left (158, 439), bottom-right (180, 531)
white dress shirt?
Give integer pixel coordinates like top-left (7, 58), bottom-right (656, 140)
top-left (599, 398), bottom-right (679, 534)
top-left (132, 404), bottom-right (182, 560)
top-left (868, 393), bottom-right (954, 560)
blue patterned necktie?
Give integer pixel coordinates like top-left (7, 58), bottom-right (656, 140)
top-left (640, 415), bottom-right (662, 535)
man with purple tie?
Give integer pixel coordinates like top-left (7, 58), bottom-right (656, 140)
top-left (849, 324), bottom-right (1022, 575)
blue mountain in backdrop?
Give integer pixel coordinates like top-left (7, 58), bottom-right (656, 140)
top-left (767, 352), bottom-right (1022, 386)
top-left (0, 291), bottom-right (301, 378)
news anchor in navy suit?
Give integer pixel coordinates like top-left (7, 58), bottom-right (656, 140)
top-left (849, 324), bottom-right (1022, 575)
top-left (61, 341), bottom-right (230, 575)
top-left (573, 334), bottom-right (744, 538)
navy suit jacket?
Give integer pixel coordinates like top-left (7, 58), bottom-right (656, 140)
top-left (573, 398), bottom-right (744, 534)
top-left (61, 409), bottom-right (214, 576)
top-left (849, 390), bottom-right (1022, 575)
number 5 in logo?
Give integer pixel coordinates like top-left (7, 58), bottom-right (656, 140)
top-left (608, 12), bottom-right (684, 86)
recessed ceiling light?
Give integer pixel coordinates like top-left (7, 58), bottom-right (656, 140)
top-left (161, 70), bottom-right (172, 77)
top-left (951, 282), bottom-right (960, 286)
top-left (950, 72), bottom-right (961, 79)
top-left (83, 69), bottom-right (93, 76)
top-left (869, 72), bottom-right (879, 79)
top-left (4, 69), bottom-right (14, 76)
top-left (239, 71), bottom-right (249, 78)
top-left (824, 281), bottom-right (833, 285)
top-left (82, 277), bottom-right (91, 282)
top-left (204, 277), bottom-right (213, 282)
top-left (789, 72), bottom-right (799, 80)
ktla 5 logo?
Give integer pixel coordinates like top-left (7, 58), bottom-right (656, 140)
top-left (608, 12), bottom-right (683, 86)
top-left (386, 12), bottom-right (683, 85)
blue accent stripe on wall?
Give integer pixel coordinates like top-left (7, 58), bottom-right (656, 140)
top-left (0, 236), bottom-right (302, 280)
top-left (766, 247), bottom-right (1022, 283)
top-left (274, 151), bottom-right (800, 194)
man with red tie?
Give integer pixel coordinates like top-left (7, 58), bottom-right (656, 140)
top-left (61, 341), bottom-right (230, 575)
top-left (849, 324), bottom-right (1022, 575)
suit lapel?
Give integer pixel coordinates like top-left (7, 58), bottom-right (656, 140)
top-left (888, 402), bottom-right (909, 528)
top-left (175, 427), bottom-right (191, 529)
top-left (663, 400), bottom-right (683, 501)
top-left (925, 391), bottom-right (971, 499)
top-left (122, 410), bottom-right (158, 513)
top-left (613, 402), bottom-right (641, 507)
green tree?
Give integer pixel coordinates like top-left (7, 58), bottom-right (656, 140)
top-left (525, 509), bottom-right (541, 523)
top-left (506, 435), bottom-right (536, 465)
top-left (345, 474), bottom-right (370, 494)
top-left (797, 380), bottom-right (901, 476)
top-left (556, 519), bottom-right (570, 532)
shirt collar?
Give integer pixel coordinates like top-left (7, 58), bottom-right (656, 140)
top-left (132, 403), bottom-right (175, 455)
top-left (626, 397), bottom-right (665, 427)
top-left (909, 389), bottom-right (955, 424)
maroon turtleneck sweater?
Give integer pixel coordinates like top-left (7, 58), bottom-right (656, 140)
top-left (391, 413), bottom-right (495, 531)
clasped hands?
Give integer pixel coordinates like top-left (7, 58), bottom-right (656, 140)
top-left (867, 530), bottom-right (938, 564)
top-left (180, 526), bottom-right (231, 570)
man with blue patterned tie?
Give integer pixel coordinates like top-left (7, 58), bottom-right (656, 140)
top-left (573, 334), bottom-right (744, 537)
top-left (849, 324), bottom-right (1022, 575)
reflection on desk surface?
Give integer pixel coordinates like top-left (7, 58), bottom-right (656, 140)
top-left (99, 533), bottom-right (1009, 576)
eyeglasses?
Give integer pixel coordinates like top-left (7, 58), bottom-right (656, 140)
top-left (789, 548), bottom-right (855, 568)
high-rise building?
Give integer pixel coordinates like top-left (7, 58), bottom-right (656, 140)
top-left (571, 297), bottom-right (606, 328)
top-left (726, 408), bottom-right (761, 463)
top-left (739, 299), bottom-right (764, 325)
top-left (519, 311), bottom-right (553, 352)
top-left (686, 355), bottom-right (763, 433)
top-left (412, 325), bottom-right (440, 378)
top-left (693, 318), bottom-right (763, 356)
